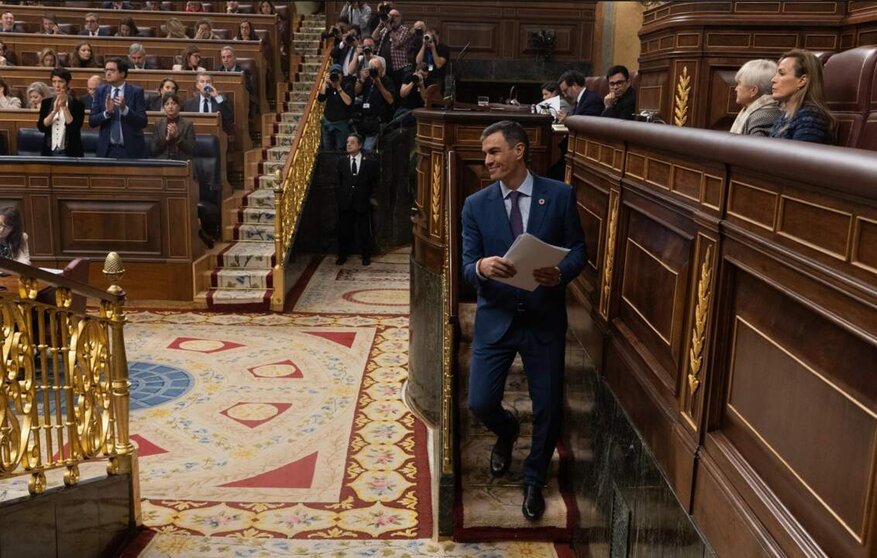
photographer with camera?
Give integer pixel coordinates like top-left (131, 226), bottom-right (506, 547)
top-left (322, 16), bottom-right (350, 46)
top-left (415, 27), bottom-right (449, 91)
top-left (340, 1), bottom-right (372, 33)
top-left (395, 62), bottom-right (430, 125)
top-left (347, 36), bottom-right (379, 77)
top-left (371, 5), bottom-right (412, 90)
top-left (318, 63), bottom-right (355, 151)
top-left (332, 25), bottom-right (360, 68)
top-left (354, 57), bottom-right (395, 152)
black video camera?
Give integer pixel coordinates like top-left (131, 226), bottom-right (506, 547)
top-left (411, 73), bottom-right (421, 84)
top-left (329, 71), bottom-right (341, 83)
top-left (378, 3), bottom-right (392, 21)
top-left (362, 46), bottom-right (373, 55)
top-left (368, 67), bottom-right (378, 79)
top-left (344, 34), bottom-right (355, 45)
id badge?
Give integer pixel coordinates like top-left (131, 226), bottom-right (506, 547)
top-left (428, 64), bottom-right (434, 72)
top-left (363, 102), bottom-right (371, 109)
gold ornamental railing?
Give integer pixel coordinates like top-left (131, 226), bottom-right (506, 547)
top-left (271, 45), bottom-right (332, 311)
top-left (0, 253), bottom-right (137, 513)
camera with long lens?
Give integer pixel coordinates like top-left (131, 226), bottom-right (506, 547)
top-left (378, 3), bottom-right (392, 21)
top-left (424, 34), bottom-right (432, 44)
top-left (368, 67), bottom-right (378, 79)
top-left (321, 26), bottom-right (342, 41)
top-left (344, 34), bottom-right (355, 45)
top-left (411, 73), bottom-right (421, 84)
top-left (362, 46), bottom-right (373, 55)
top-left (329, 71), bottom-right (341, 84)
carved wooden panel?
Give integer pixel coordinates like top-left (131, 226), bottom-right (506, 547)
top-left (59, 200), bottom-right (160, 255)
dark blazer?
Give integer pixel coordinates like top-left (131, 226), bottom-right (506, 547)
top-left (79, 28), bottom-right (112, 37)
top-left (77, 93), bottom-right (96, 109)
top-left (462, 175), bottom-right (586, 344)
top-left (183, 95), bottom-right (233, 134)
top-left (130, 61), bottom-right (158, 70)
top-left (336, 155), bottom-right (379, 212)
top-left (601, 87), bottom-right (637, 120)
top-left (88, 82), bottom-right (149, 158)
top-left (150, 116), bottom-right (195, 160)
top-left (573, 88), bottom-right (603, 117)
top-left (37, 96), bottom-right (85, 156)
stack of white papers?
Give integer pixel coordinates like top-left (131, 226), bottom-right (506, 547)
top-left (494, 233), bottom-right (570, 292)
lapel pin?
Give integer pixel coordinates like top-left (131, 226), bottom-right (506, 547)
top-left (538, 198), bottom-right (546, 205)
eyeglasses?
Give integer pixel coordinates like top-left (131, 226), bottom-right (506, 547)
top-left (608, 79), bottom-right (628, 87)
top-left (86, 19), bottom-right (98, 23)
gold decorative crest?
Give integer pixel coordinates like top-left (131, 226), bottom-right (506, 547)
top-left (674, 66), bottom-right (691, 127)
top-left (687, 244), bottom-right (714, 397)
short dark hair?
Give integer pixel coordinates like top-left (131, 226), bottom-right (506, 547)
top-left (161, 92), bottom-right (180, 106)
top-left (50, 67), bottom-right (72, 84)
top-left (606, 65), bottom-right (630, 80)
top-left (158, 77), bottom-right (178, 93)
top-left (541, 81), bottom-right (558, 94)
top-left (347, 132), bottom-right (363, 145)
top-left (106, 57), bottom-right (129, 77)
top-left (559, 70), bottom-right (585, 87)
top-left (480, 120), bottom-right (529, 161)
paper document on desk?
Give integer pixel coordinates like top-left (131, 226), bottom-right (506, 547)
top-left (495, 233), bottom-right (570, 292)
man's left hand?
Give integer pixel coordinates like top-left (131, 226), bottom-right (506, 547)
top-left (533, 266), bottom-right (562, 287)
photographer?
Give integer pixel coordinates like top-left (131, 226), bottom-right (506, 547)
top-left (322, 16), bottom-right (350, 47)
top-left (332, 26), bottom-right (360, 68)
top-left (318, 63), bottom-right (355, 150)
top-left (395, 62), bottom-right (430, 125)
top-left (354, 57), bottom-right (395, 151)
top-left (371, 5), bottom-right (412, 88)
top-left (340, 1), bottom-right (372, 32)
top-left (347, 36), bottom-right (378, 76)
top-left (415, 28), bottom-right (449, 91)
top-left (408, 21), bottom-right (426, 63)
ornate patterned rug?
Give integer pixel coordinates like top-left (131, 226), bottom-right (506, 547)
top-left (122, 311), bottom-right (428, 540)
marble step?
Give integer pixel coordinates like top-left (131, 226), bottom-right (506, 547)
top-left (210, 268), bottom-right (273, 290)
top-left (287, 91), bottom-right (311, 102)
top-left (255, 175), bottom-right (280, 191)
top-left (240, 207), bottom-right (276, 224)
top-left (280, 113), bottom-right (302, 124)
top-left (261, 159), bottom-right (285, 176)
top-left (244, 188), bottom-right (276, 208)
top-left (291, 81), bottom-right (312, 92)
top-left (275, 121), bottom-right (299, 135)
top-left (201, 287), bottom-right (272, 308)
top-left (272, 134), bottom-right (296, 148)
top-left (267, 146), bottom-right (290, 162)
top-left (233, 223), bottom-right (275, 242)
top-left (283, 100), bottom-right (307, 112)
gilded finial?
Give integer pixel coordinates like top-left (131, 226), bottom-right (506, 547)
top-left (103, 252), bottom-right (125, 296)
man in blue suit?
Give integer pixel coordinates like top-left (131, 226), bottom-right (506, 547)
top-left (89, 58), bottom-right (148, 159)
top-left (462, 120), bottom-right (586, 521)
top-left (558, 69), bottom-right (603, 119)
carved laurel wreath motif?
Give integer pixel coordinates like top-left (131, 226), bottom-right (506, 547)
top-left (430, 153), bottom-right (443, 236)
top-left (599, 193), bottom-right (620, 319)
top-left (674, 66), bottom-right (691, 127)
top-left (687, 244), bottom-right (714, 397)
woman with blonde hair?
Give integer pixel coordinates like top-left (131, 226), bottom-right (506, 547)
top-left (769, 49), bottom-right (836, 144)
top-left (165, 18), bottom-right (189, 39)
top-left (26, 81), bottom-right (52, 109)
top-left (37, 47), bottom-right (58, 68)
top-left (730, 59), bottom-right (781, 136)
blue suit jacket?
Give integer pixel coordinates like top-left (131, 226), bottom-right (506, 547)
top-left (89, 83), bottom-right (148, 158)
top-left (462, 174), bottom-right (586, 344)
top-left (574, 89), bottom-right (604, 117)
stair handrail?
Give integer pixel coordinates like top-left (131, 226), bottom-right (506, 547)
top-left (271, 43), bottom-right (331, 311)
top-left (0, 253), bottom-right (138, 522)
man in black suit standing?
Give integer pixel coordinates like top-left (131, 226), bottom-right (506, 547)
top-left (557, 70), bottom-right (602, 121)
top-left (336, 133), bottom-right (379, 266)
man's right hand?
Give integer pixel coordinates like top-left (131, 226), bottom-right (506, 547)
top-left (478, 256), bottom-right (516, 279)
top-left (604, 91), bottom-right (616, 107)
top-left (104, 92), bottom-right (114, 113)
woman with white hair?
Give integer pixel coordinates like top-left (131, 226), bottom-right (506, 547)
top-left (730, 59), bottom-right (782, 136)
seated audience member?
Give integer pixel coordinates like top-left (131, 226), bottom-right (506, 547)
top-left (183, 71), bottom-right (234, 134)
top-left (38, 67), bottom-right (85, 157)
top-left (102, 1), bottom-right (134, 9)
top-left (185, 1), bottom-right (204, 12)
top-left (165, 18), bottom-right (189, 39)
top-left (318, 63), bottom-right (355, 150)
top-left (26, 82), bottom-right (52, 109)
top-left (151, 92), bottom-right (195, 161)
top-left (128, 43), bottom-right (156, 70)
top-left (353, 57), bottom-right (395, 151)
top-left (415, 28), bottom-right (449, 90)
top-left (601, 65), bottom-right (637, 120)
top-left (116, 17), bottom-right (139, 38)
top-left (148, 78), bottom-right (178, 111)
top-left (41, 14), bottom-right (63, 35)
top-left (0, 11), bottom-right (16, 33)
top-left (144, 1), bottom-right (168, 10)
top-left (0, 40), bottom-right (14, 66)
top-left (173, 45), bottom-right (206, 72)
top-left (0, 78), bottom-right (21, 109)
top-left (80, 13), bottom-right (110, 37)
top-left (78, 74), bottom-right (104, 108)
top-left (396, 62), bottom-right (429, 121)
top-left (226, 1), bottom-right (243, 14)
top-left (71, 42), bottom-right (100, 69)
top-left (341, 2), bottom-right (373, 31)
top-left (557, 70), bottom-right (602, 121)
top-left (537, 82), bottom-right (572, 120)
top-left (194, 19), bottom-right (219, 41)
top-left (769, 49), bottom-right (836, 144)
top-left (730, 59), bottom-right (781, 136)
top-left (235, 20), bottom-right (259, 41)
top-left (218, 45), bottom-right (254, 113)
top-left (0, 207), bottom-right (30, 265)
top-left (89, 57), bottom-right (149, 159)
top-left (38, 48), bottom-right (58, 68)
top-left (259, 0), bottom-right (288, 54)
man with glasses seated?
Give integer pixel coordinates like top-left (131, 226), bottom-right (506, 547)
top-left (601, 65), bottom-right (637, 120)
top-left (79, 13), bottom-right (111, 37)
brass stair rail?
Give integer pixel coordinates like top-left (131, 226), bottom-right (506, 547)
top-left (0, 253), bottom-right (138, 520)
top-left (271, 45), bottom-right (331, 311)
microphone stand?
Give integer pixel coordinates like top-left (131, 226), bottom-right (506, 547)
top-left (445, 41), bottom-right (470, 108)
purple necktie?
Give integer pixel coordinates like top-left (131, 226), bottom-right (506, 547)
top-left (508, 190), bottom-right (524, 237)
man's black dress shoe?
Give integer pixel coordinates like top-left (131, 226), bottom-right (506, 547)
top-left (335, 255), bottom-right (347, 265)
top-left (489, 420), bottom-right (519, 477)
top-left (522, 484), bottom-right (545, 521)
top-left (198, 229), bottom-right (215, 249)
top-left (362, 256), bottom-right (371, 266)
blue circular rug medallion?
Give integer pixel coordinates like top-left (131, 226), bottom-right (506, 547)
top-left (129, 361), bottom-right (194, 410)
